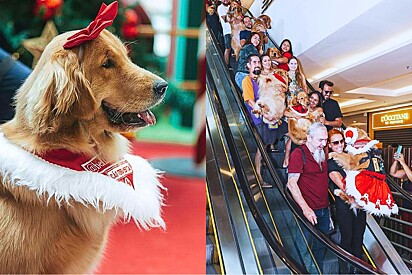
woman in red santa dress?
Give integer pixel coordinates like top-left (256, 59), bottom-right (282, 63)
top-left (339, 127), bottom-right (398, 217)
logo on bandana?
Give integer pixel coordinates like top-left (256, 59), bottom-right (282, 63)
top-left (82, 157), bottom-right (134, 189)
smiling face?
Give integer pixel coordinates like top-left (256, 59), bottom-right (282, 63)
top-left (250, 33), bottom-right (260, 47)
top-left (281, 40), bottom-right (291, 53)
top-left (322, 83), bottom-right (333, 100)
top-left (309, 93), bottom-right (320, 109)
top-left (262, 55), bottom-right (272, 71)
top-left (329, 133), bottom-right (345, 153)
top-left (288, 58), bottom-right (298, 71)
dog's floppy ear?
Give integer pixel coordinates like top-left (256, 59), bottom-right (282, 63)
top-left (27, 49), bottom-right (97, 133)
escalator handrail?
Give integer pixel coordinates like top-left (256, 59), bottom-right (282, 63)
top-left (207, 26), bottom-right (383, 274)
top-left (206, 65), bottom-right (308, 274)
top-left (386, 175), bottom-right (412, 204)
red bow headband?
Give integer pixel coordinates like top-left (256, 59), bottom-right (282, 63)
top-left (63, 1), bottom-right (118, 49)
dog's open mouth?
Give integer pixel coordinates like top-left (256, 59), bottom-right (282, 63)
top-left (102, 101), bottom-right (156, 127)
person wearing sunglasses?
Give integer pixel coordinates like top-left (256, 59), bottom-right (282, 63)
top-left (319, 80), bottom-right (343, 131)
top-left (327, 129), bottom-right (366, 274)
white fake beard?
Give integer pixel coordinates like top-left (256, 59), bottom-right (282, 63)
top-left (313, 149), bottom-right (325, 165)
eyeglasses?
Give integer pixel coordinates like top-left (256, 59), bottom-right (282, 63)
top-left (330, 139), bottom-right (344, 145)
top-left (324, 90), bottom-right (334, 95)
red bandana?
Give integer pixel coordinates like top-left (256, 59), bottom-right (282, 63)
top-left (38, 149), bottom-right (134, 189)
top-left (292, 104), bottom-right (308, 114)
top-left (63, 1), bottom-right (118, 49)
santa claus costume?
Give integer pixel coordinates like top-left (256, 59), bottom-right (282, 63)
top-left (342, 127), bottom-right (398, 217)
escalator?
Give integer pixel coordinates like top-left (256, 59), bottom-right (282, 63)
top-left (206, 24), bottom-right (410, 274)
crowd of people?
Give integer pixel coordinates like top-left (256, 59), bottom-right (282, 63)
top-left (206, 0), bottom-right (410, 273)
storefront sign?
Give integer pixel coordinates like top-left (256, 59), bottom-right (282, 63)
top-left (372, 107), bottom-right (412, 130)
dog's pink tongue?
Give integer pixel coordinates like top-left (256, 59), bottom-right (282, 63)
top-left (139, 110), bottom-right (156, 125)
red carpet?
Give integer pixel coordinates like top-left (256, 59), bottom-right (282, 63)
top-left (96, 141), bottom-right (205, 274)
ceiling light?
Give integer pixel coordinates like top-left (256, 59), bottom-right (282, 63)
top-left (311, 67), bottom-right (338, 81)
top-left (339, 99), bottom-right (374, 108)
top-left (310, 29), bottom-right (412, 81)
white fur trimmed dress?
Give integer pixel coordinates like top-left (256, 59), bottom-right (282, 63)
top-left (0, 132), bottom-right (165, 229)
top-left (344, 140), bottom-right (398, 217)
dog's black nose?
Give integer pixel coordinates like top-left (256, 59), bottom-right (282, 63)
top-left (153, 80), bottom-right (168, 98)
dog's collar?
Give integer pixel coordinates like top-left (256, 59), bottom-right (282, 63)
top-left (37, 149), bottom-right (134, 189)
top-left (291, 105), bottom-right (309, 116)
top-left (0, 132), bottom-right (165, 229)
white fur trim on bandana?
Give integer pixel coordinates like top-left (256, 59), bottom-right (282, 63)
top-left (0, 133), bottom-right (165, 229)
top-left (345, 140), bottom-right (379, 155)
top-left (344, 170), bottom-right (398, 217)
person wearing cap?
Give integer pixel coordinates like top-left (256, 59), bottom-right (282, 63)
top-left (319, 80), bottom-right (343, 131)
top-left (242, 53), bottom-right (287, 188)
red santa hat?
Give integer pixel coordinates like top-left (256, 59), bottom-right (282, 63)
top-left (344, 127), bottom-right (379, 155)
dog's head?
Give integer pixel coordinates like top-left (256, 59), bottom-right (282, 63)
top-left (14, 29), bottom-right (167, 136)
top-left (291, 91), bottom-right (309, 107)
top-left (266, 47), bottom-right (281, 59)
top-left (258, 14), bottom-right (271, 29)
top-left (251, 18), bottom-right (267, 33)
top-left (258, 74), bottom-right (287, 97)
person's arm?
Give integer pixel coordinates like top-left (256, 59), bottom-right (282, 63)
top-left (329, 171), bottom-right (345, 190)
top-left (324, 117), bottom-right (342, 128)
top-left (394, 153), bottom-right (412, 182)
top-left (287, 173), bottom-right (317, 225)
top-left (240, 39), bottom-right (247, 46)
top-left (390, 158), bottom-right (406, 179)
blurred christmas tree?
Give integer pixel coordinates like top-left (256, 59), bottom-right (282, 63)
top-left (0, 0), bottom-right (163, 73)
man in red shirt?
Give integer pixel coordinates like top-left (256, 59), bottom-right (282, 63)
top-left (287, 122), bottom-right (330, 273)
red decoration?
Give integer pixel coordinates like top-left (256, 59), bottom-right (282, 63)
top-left (345, 130), bottom-right (354, 138)
top-left (34, 0), bottom-right (63, 21)
top-left (63, 1), bottom-right (118, 49)
top-left (121, 8), bottom-right (141, 40)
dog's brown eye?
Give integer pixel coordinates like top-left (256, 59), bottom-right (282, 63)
top-left (102, 59), bottom-right (115, 68)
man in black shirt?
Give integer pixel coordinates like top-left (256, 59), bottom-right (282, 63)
top-left (319, 80), bottom-right (343, 131)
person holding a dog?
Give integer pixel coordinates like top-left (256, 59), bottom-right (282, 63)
top-left (287, 122), bottom-right (330, 273)
top-left (271, 39), bottom-right (293, 71)
top-left (328, 129), bottom-right (366, 274)
top-left (319, 80), bottom-right (343, 131)
top-left (243, 53), bottom-right (287, 188)
top-left (287, 56), bottom-right (308, 105)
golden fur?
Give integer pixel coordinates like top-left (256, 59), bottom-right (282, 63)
top-left (227, 5), bottom-right (245, 60)
top-left (0, 29), bottom-right (166, 273)
top-left (258, 14), bottom-right (272, 29)
top-left (252, 74), bottom-right (286, 125)
top-left (266, 47), bottom-right (281, 60)
top-left (286, 92), bottom-right (315, 145)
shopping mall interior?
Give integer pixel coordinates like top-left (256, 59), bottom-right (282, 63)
top-left (206, 0), bottom-right (412, 274)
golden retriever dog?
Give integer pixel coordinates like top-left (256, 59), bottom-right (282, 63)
top-left (227, 4), bottom-right (245, 60)
top-left (252, 74), bottom-right (286, 125)
top-left (329, 127), bottom-right (398, 216)
top-left (266, 47), bottom-right (281, 60)
top-left (258, 14), bottom-right (272, 29)
top-left (285, 91), bottom-right (316, 145)
top-left (0, 3), bottom-right (166, 273)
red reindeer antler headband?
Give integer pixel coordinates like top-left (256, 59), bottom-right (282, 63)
top-left (63, 1), bottom-right (118, 49)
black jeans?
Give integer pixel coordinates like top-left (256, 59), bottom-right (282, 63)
top-left (335, 197), bottom-right (366, 272)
